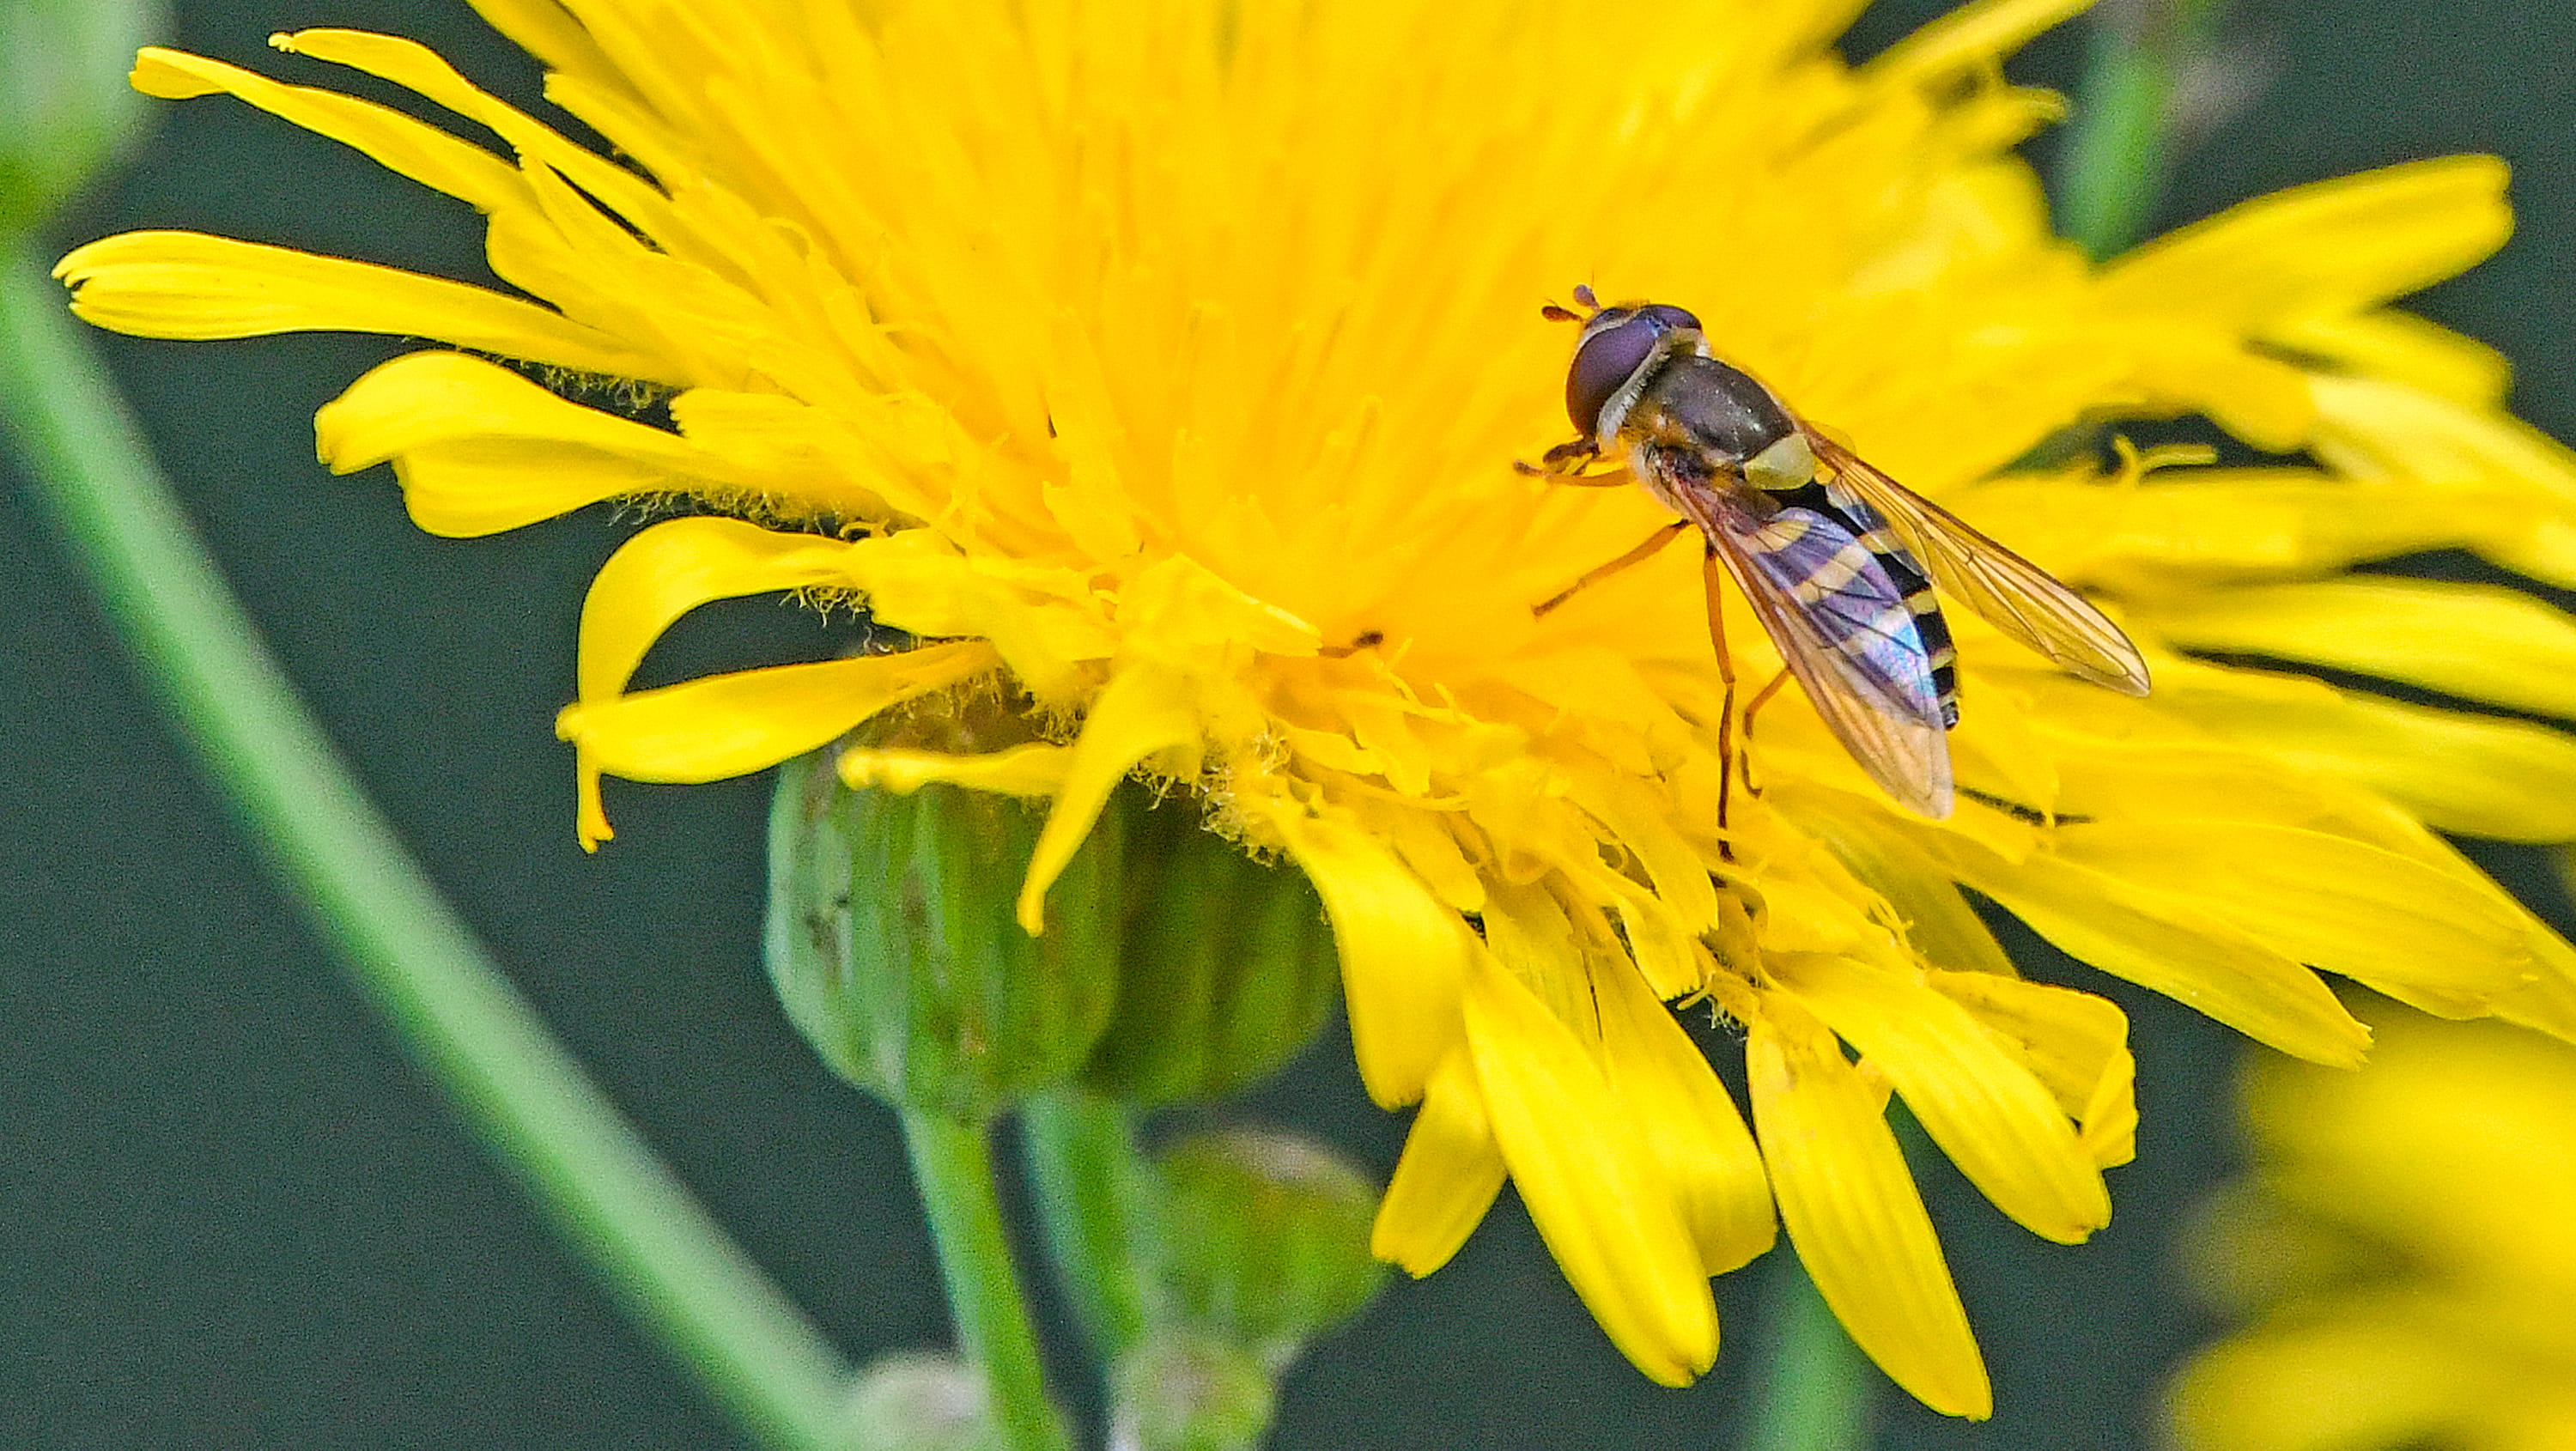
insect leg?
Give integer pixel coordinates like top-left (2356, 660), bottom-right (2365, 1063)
top-left (1956, 786), bottom-right (2093, 827)
top-left (1533, 519), bottom-right (1692, 617)
top-left (1735, 668), bottom-right (1793, 797)
top-left (1704, 545), bottom-right (1741, 864)
top-left (1515, 437), bottom-right (1624, 481)
top-left (1516, 463), bottom-right (1631, 485)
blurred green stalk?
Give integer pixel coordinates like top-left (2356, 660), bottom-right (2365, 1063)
top-left (1741, 1254), bottom-right (1875, 1451)
top-left (0, 231), bottom-right (862, 1451)
top-left (900, 1109), bottom-right (1072, 1451)
top-left (1020, 1090), bottom-right (1155, 1368)
top-left (2057, 0), bottom-right (2231, 259)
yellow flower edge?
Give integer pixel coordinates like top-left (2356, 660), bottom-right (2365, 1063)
top-left (58, 0), bottom-right (2576, 1418)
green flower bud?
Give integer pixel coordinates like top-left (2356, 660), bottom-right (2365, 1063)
top-left (1, 0), bottom-right (165, 230)
top-left (764, 712), bottom-right (1123, 1122)
top-left (1150, 1128), bottom-right (1388, 1366)
top-left (1079, 795), bottom-right (1340, 1105)
top-left (848, 1351), bottom-right (1004, 1451)
top-left (1109, 1335), bottom-right (1275, 1451)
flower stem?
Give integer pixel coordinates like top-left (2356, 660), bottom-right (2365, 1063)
top-left (0, 231), bottom-right (860, 1451)
top-left (898, 1108), bottom-right (1072, 1451)
top-left (1740, 1253), bottom-right (1874, 1451)
top-left (2056, 0), bottom-right (2229, 260)
top-left (1018, 1089), bottom-right (1155, 1365)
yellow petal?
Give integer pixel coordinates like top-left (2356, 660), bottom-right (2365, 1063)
top-left (2481, 899), bottom-right (2576, 1046)
top-left (2170, 1314), bottom-right (2480, 1451)
top-left (2248, 1010), bottom-right (2576, 1250)
top-left (131, 46), bottom-right (525, 213)
top-left (2264, 307), bottom-right (2511, 408)
top-left (1371, 1047), bottom-right (1505, 1277)
top-left (1115, 552), bottom-right (1320, 663)
top-left (2141, 577), bottom-right (2576, 723)
top-left (1592, 952), bottom-right (1777, 1275)
top-left (1015, 664), bottom-right (1201, 932)
top-left (2044, 472), bottom-right (2544, 583)
top-left (315, 351), bottom-right (743, 536)
top-left (670, 389), bottom-right (928, 523)
top-left (1265, 800), bottom-right (1473, 1107)
top-left (1749, 1000), bottom-right (1991, 1419)
top-left (498, 161), bottom-right (810, 393)
top-left (1036, 316), bottom-right (1147, 565)
top-left (2496, 941), bottom-right (2576, 1044)
top-left (1795, 798), bottom-right (2020, 977)
top-left (2309, 373), bottom-right (2576, 587)
top-left (2099, 156), bottom-right (2511, 323)
top-left (1931, 971), bottom-right (2137, 1169)
top-left (1475, 877), bottom-right (1593, 1026)
top-left (2050, 823), bottom-right (2529, 1016)
top-left (460, 0), bottom-right (630, 98)
top-left (574, 517), bottom-right (860, 707)
top-left (53, 232), bottom-right (666, 380)
top-left (837, 531), bottom-right (1112, 701)
top-left (835, 743), bottom-right (1073, 797)
top-left (1776, 954), bottom-right (2109, 1243)
top-left (277, 29), bottom-right (698, 256)
top-left (1563, 767), bottom-right (1722, 936)
top-left (1465, 955), bottom-right (1718, 1387)
top-left (2122, 335), bottom-right (2318, 453)
top-left (1363, 800), bottom-right (1486, 915)
top-left (1863, 0), bottom-right (2092, 88)
top-left (2154, 665), bottom-right (2576, 841)
top-left (1591, 874), bottom-right (1720, 1004)
top-left (557, 643), bottom-right (998, 783)
top-left (2313, 371), bottom-right (2576, 491)
top-left (1907, 829), bottom-right (2372, 1065)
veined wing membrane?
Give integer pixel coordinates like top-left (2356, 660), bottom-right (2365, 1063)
top-left (1677, 478), bottom-right (1956, 817)
top-left (1807, 429), bottom-right (2151, 695)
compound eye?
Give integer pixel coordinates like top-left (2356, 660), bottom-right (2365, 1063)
top-left (1564, 311), bottom-right (1661, 435)
top-left (1638, 303), bottom-right (1702, 332)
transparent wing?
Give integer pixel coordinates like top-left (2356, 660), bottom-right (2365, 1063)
top-left (1677, 479), bottom-right (1955, 818)
top-left (1806, 428), bottom-right (2152, 695)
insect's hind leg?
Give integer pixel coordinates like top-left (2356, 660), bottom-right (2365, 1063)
top-left (1704, 546), bottom-right (1741, 864)
top-left (1533, 519), bottom-right (1692, 618)
top-left (1735, 669), bottom-right (1793, 798)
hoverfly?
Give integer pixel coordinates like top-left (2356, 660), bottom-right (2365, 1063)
top-left (1524, 286), bottom-right (2149, 832)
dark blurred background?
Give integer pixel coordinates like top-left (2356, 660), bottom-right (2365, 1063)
top-left (3, 2), bottom-right (2570, 1447)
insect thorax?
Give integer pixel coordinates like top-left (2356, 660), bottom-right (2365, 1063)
top-left (1630, 355), bottom-right (1801, 476)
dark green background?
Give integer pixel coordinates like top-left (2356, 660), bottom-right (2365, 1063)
top-left (5, 2), bottom-right (2570, 1447)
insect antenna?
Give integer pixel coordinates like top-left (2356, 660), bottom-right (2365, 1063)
top-left (1539, 282), bottom-right (1603, 323)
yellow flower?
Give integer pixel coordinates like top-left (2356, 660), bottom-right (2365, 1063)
top-left (2170, 1004), bottom-right (2576, 1451)
top-left (56, 0), bottom-right (2576, 1418)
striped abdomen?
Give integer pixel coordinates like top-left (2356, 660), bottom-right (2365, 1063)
top-left (1743, 479), bottom-right (1960, 729)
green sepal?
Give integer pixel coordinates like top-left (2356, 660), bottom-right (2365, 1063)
top-left (765, 746), bottom-right (1122, 1122)
top-left (1150, 1127), bottom-right (1388, 1367)
top-left (1107, 1334), bottom-right (1276, 1451)
top-left (1079, 794), bottom-right (1340, 1105)
top-left (848, 1351), bottom-right (1005, 1451)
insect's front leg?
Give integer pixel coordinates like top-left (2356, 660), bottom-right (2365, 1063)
top-left (1532, 519), bottom-right (1693, 617)
top-left (1514, 436), bottom-right (1625, 483)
